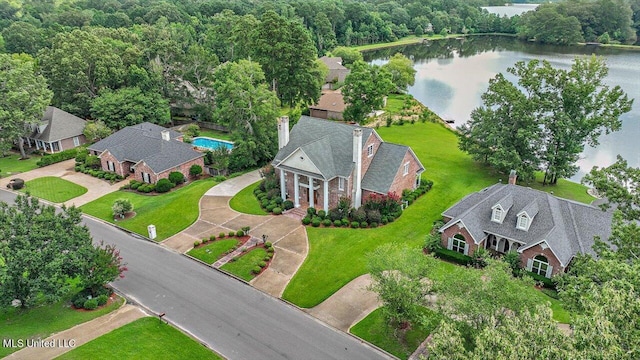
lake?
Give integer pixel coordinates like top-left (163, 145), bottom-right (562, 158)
top-left (365, 36), bottom-right (640, 182)
top-left (482, 4), bottom-right (539, 17)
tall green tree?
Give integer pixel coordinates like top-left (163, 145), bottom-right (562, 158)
top-left (459, 57), bottom-right (632, 184)
top-left (1, 21), bottom-right (44, 55)
top-left (0, 195), bottom-right (123, 308)
top-left (0, 53), bottom-right (52, 158)
top-left (212, 60), bottom-right (278, 171)
top-left (252, 11), bottom-right (323, 106)
top-left (38, 29), bottom-right (126, 117)
top-left (382, 53), bottom-right (417, 93)
top-left (367, 244), bottom-right (433, 331)
top-left (90, 87), bottom-right (170, 130)
top-left (329, 46), bottom-right (364, 66)
top-left (518, 4), bottom-right (584, 45)
top-left (342, 60), bottom-right (393, 124)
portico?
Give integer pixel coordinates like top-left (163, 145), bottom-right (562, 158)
top-left (280, 168), bottom-right (331, 212)
top-left (485, 233), bottom-right (522, 253)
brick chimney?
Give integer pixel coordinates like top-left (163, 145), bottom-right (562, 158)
top-left (277, 116), bottom-right (290, 149)
top-left (508, 170), bottom-right (517, 185)
top-left (352, 128), bottom-right (363, 208)
top-left (161, 130), bottom-right (170, 141)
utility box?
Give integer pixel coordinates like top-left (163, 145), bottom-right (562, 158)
top-left (147, 225), bottom-right (157, 240)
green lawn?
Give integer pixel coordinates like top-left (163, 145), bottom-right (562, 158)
top-left (0, 152), bottom-right (41, 177)
top-left (283, 122), bottom-right (593, 308)
top-left (384, 94), bottom-right (413, 114)
top-left (198, 129), bottom-right (232, 141)
top-left (229, 181), bottom-right (268, 215)
top-left (0, 296), bottom-right (124, 358)
top-left (56, 317), bottom-right (222, 360)
top-left (80, 178), bottom-right (217, 241)
top-left (188, 239), bottom-right (239, 264)
top-left (221, 248), bottom-right (267, 281)
top-left (21, 176), bottom-right (87, 203)
top-left (351, 307), bottom-right (442, 360)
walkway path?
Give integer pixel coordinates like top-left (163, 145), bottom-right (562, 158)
top-left (5, 303), bottom-right (147, 360)
top-left (0, 159), bottom-right (124, 207)
top-left (306, 274), bottom-right (381, 332)
top-left (162, 170), bottom-right (308, 297)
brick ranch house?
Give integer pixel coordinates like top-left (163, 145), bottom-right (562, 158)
top-left (24, 106), bottom-right (87, 153)
top-left (309, 90), bottom-right (346, 120)
top-left (88, 122), bottom-right (204, 184)
top-left (439, 172), bottom-right (613, 278)
top-left (271, 115), bottom-right (425, 212)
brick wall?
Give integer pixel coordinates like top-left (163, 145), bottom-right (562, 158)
top-left (99, 150), bottom-right (127, 177)
top-left (135, 157), bottom-right (204, 184)
top-left (440, 222), bottom-right (480, 255)
top-left (519, 243), bottom-right (564, 276)
top-left (361, 133), bottom-right (383, 176)
top-left (388, 150), bottom-right (421, 195)
top-left (60, 134), bottom-right (87, 151)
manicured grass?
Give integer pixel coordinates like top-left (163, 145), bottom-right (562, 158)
top-left (221, 248), bottom-right (267, 281)
top-left (0, 152), bottom-right (41, 177)
top-left (384, 94), bottom-right (413, 114)
top-left (198, 129), bottom-right (232, 141)
top-left (229, 181), bottom-right (268, 215)
top-left (0, 295), bottom-right (124, 358)
top-left (283, 122), bottom-right (592, 308)
top-left (530, 172), bottom-right (594, 204)
top-left (80, 178), bottom-right (216, 241)
top-left (350, 307), bottom-right (442, 360)
top-left (353, 34), bottom-right (461, 51)
top-left (21, 176), bottom-right (87, 203)
top-left (187, 239), bottom-right (239, 264)
top-left (57, 317), bottom-right (222, 360)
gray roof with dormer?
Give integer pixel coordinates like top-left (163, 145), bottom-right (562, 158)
top-left (272, 116), bottom-right (424, 194)
top-left (88, 122), bottom-right (202, 174)
top-left (440, 183), bottom-right (613, 266)
top-left (29, 106), bottom-right (86, 142)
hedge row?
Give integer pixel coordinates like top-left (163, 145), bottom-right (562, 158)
top-left (75, 164), bottom-right (123, 182)
top-left (433, 247), bottom-right (472, 266)
top-left (37, 148), bottom-right (78, 167)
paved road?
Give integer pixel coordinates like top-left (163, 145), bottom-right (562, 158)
top-left (0, 191), bottom-right (389, 360)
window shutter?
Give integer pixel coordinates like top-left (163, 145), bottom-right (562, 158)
top-left (463, 244), bottom-right (469, 256)
top-left (447, 237), bottom-right (453, 250)
top-left (545, 265), bottom-right (553, 278)
top-left (526, 258), bottom-right (533, 272)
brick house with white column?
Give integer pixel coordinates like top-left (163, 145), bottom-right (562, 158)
top-left (271, 115), bottom-right (424, 212)
top-left (439, 171), bottom-right (613, 278)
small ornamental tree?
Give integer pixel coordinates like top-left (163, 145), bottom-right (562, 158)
top-left (189, 164), bottom-right (203, 178)
top-left (168, 171), bottom-right (185, 185)
top-left (83, 120), bottom-right (112, 142)
top-left (112, 198), bottom-right (133, 218)
top-left (82, 241), bottom-right (127, 297)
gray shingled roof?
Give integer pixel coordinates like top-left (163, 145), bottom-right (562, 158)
top-left (88, 122), bottom-right (201, 174)
top-left (440, 184), bottom-right (613, 266)
top-left (362, 142), bottom-right (411, 194)
top-left (272, 116), bottom-right (374, 180)
top-left (30, 106), bottom-right (86, 142)
top-left (319, 56), bottom-right (350, 83)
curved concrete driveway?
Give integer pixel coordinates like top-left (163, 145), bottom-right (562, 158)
top-left (162, 170), bottom-right (309, 297)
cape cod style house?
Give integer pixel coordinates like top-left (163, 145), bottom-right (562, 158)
top-left (272, 115), bottom-right (424, 212)
top-left (439, 172), bottom-right (613, 278)
top-left (24, 106), bottom-right (87, 153)
top-left (88, 122), bottom-right (204, 184)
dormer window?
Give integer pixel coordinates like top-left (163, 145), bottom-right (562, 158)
top-left (492, 208), bottom-right (502, 222)
top-left (517, 214), bottom-right (529, 231)
top-left (367, 144), bottom-right (374, 157)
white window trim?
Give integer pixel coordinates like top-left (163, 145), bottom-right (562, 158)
top-left (403, 162), bottom-right (409, 176)
top-left (338, 177), bottom-right (345, 191)
top-left (517, 215), bottom-right (529, 230)
top-left (531, 257), bottom-right (549, 277)
top-left (367, 144), bottom-right (374, 157)
top-left (492, 208), bottom-right (502, 222)
top-left (142, 172), bottom-right (151, 184)
top-left (73, 136), bottom-right (80, 147)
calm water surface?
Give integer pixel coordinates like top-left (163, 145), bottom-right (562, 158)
top-left (366, 37), bottom-right (640, 182)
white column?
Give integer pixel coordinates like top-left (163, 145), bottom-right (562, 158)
top-left (280, 169), bottom-right (286, 200)
top-left (58, 140), bottom-right (63, 152)
top-left (294, 173), bottom-right (300, 207)
top-left (309, 177), bottom-right (315, 209)
top-left (323, 179), bottom-right (329, 212)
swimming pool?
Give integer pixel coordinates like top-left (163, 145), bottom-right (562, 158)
top-left (192, 137), bottom-right (234, 151)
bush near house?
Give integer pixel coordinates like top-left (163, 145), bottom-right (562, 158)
top-left (168, 171), bottom-right (185, 185)
top-left (253, 165), bottom-right (284, 214)
top-left (36, 148), bottom-right (79, 167)
top-left (433, 248), bottom-right (472, 266)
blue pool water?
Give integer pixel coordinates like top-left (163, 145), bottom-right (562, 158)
top-left (192, 137), bottom-right (234, 151)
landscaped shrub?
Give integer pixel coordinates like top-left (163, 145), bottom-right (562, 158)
top-left (328, 208), bottom-right (342, 221)
top-left (360, 221), bottom-right (368, 228)
top-left (381, 216), bottom-right (388, 225)
top-left (75, 151), bottom-right (88, 164)
top-left (202, 237), bottom-right (209, 244)
top-left (362, 192), bottom-right (402, 218)
top-left (112, 198), bottom-right (133, 218)
top-left (272, 207), bottom-right (282, 215)
top-left (265, 204), bottom-right (276, 212)
top-left (252, 266), bottom-right (262, 274)
top-left (322, 219), bottom-right (332, 227)
top-left (267, 247), bottom-right (275, 254)
top-left (370, 222), bottom-right (378, 228)
top-left (274, 197), bottom-right (283, 205)
top-left (83, 298), bottom-right (98, 310)
top-left (317, 210), bottom-right (326, 219)
top-left (130, 181), bottom-right (141, 190)
top-left (434, 248), bottom-right (472, 266)
top-left (331, 219), bottom-right (341, 227)
top-left (312, 218), bottom-right (321, 227)
top-left (194, 240), bottom-right (201, 247)
top-left (470, 247), bottom-right (490, 268)
top-left (351, 221), bottom-right (360, 228)
top-left (366, 209), bottom-right (381, 224)
top-left (283, 200), bottom-right (294, 210)
top-left (96, 294), bottom-right (108, 306)
top-left (302, 217), bottom-right (311, 225)
top-left (213, 175), bottom-right (227, 182)
top-left (424, 232), bottom-right (442, 253)
top-left (503, 251), bottom-right (522, 277)
top-left (228, 231), bottom-right (235, 237)
top-left (264, 241), bottom-right (272, 248)
top-left (219, 232), bottom-right (226, 239)
top-left (264, 256), bottom-right (271, 262)
top-left (72, 295), bottom-right (86, 309)
top-left (260, 199), bottom-right (269, 208)
top-left (155, 178), bottom-right (174, 193)
top-left (168, 171), bottom-right (185, 185)
top-left (236, 230), bottom-right (244, 237)
top-left (189, 164), bottom-right (203, 177)
top-left (36, 148), bottom-right (78, 167)
top-left (307, 207), bottom-right (316, 217)
top-left (342, 219), bottom-right (350, 227)
top-left (184, 124), bottom-right (200, 137)
top-left (84, 155), bottom-right (101, 169)
top-left (351, 208), bottom-right (367, 223)
top-left (527, 272), bottom-right (556, 289)
top-left (258, 261), bottom-right (267, 268)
